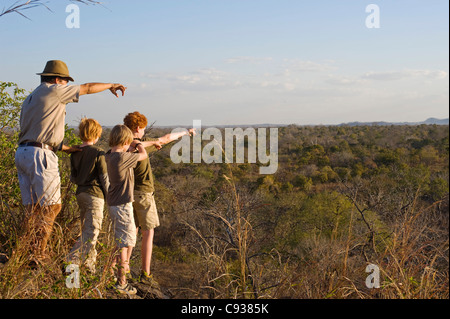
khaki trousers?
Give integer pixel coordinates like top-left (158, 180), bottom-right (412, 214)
top-left (67, 192), bottom-right (105, 273)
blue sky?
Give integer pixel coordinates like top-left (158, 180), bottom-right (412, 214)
top-left (0, 0), bottom-right (448, 126)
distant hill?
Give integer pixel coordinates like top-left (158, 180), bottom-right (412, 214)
top-left (71, 118), bottom-right (449, 130)
top-left (148, 118), bottom-right (449, 128)
top-left (338, 118), bottom-right (449, 127)
top-left (422, 118), bottom-right (449, 125)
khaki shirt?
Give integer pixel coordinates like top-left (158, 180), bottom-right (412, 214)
top-left (105, 151), bottom-right (140, 206)
top-left (18, 82), bottom-right (80, 149)
top-left (70, 145), bottom-right (109, 199)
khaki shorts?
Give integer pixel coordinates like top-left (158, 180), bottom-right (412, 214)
top-left (15, 146), bottom-right (61, 206)
top-left (133, 191), bottom-right (160, 231)
top-left (109, 202), bottom-right (136, 248)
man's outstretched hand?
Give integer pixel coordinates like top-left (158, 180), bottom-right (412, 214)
top-left (110, 84), bottom-right (127, 97)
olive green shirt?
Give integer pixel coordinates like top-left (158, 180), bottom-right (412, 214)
top-left (70, 145), bottom-right (109, 199)
top-left (133, 137), bottom-right (159, 193)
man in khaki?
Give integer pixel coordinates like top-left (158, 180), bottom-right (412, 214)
top-left (15, 60), bottom-right (127, 265)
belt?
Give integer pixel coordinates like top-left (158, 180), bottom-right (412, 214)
top-left (19, 142), bottom-right (55, 152)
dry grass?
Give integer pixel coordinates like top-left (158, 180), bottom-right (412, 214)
top-left (0, 157), bottom-right (448, 300)
top-left (0, 204), bottom-right (118, 299)
top-left (178, 170), bottom-right (448, 299)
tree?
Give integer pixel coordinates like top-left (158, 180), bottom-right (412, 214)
top-left (0, 82), bottom-right (26, 132)
top-left (0, 82), bottom-right (28, 242)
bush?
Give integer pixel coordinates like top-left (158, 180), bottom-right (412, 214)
top-left (0, 82), bottom-right (28, 246)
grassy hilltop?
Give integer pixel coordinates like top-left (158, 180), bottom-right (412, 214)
top-left (0, 81), bottom-right (448, 299)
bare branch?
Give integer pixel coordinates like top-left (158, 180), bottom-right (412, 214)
top-left (0, 0), bottom-right (51, 19)
top-left (0, 0), bottom-right (104, 20)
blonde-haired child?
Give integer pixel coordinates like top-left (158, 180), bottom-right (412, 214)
top-left (105, 124), bottom-right (160, 294)
top-left (68, 118), bottom-right (109, 273)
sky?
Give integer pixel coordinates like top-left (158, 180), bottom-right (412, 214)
top-left (0, 0), bottom-right (448, 127)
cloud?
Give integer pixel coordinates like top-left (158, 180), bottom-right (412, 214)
top-left (325, 75), bottom-right (366, 86)
top-left (282, 59), bottom-right (336, 72)
top-left (140, 57), bottom-right (339, 94)
top-left (142, 68), bottom-right (233, 89)
top-left (362, 69), bottom-right (448, 81)
top-left (225, 56), bottom-right (273, 64)
top-left (138, 61), bottom-right (449, 108)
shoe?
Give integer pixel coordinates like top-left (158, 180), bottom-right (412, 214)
top-left (114, 282), bottom-right (137, 295)
top-left (139, 271), bottom-right (160, 289)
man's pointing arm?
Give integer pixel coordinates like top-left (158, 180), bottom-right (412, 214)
top-left (79, 83), bottom-right (127, 97)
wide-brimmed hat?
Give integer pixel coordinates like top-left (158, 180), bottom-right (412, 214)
top-left (36, 60), bottom-right (74, 82)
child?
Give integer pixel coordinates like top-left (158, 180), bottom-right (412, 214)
top-left (105, 124), bottom-right (160, 294)
top-left (68, 118), bottom-right (109, 274)
top-left (123, 111), bottom-right (193, 286)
